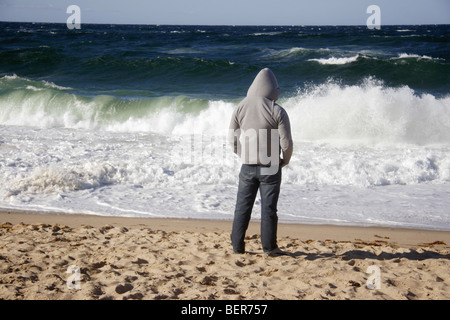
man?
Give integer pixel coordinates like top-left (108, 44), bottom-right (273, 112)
top-left (228, 68), bottom-right (293, 256)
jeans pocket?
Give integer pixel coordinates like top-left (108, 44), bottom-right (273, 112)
top-left (239, 164), bottom-right (254, 181)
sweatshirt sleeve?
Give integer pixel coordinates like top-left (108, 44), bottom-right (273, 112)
top-left (228, 106), bottom-right (241, 156)
top-left (278, 107), bottom-right (293, 165)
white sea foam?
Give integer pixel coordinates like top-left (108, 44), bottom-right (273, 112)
top-left (1, 78), bottom-right (450, 229)
top-left (265, 47), bottom-right (330, 60)
top-left (1, 74), bottom-right (72, 91)
top-left (394, 53), bottom-right (444, 61)
top-left (308, 55), bottom-right (360, 65)
top-left (252, 32), bottom-right (283, 36)
top-left (2, 77), bottom-right (449, 147)
top-left (1, 124), bottom-right (449, 229)
top-left (284, 78), bottom-right (450, 146)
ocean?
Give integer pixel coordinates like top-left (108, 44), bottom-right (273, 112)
top-left (1, 22), bottom-right (449, 230)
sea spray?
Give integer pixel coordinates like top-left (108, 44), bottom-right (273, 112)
top-left (2, 75), bottom-right (449, 147)
top-left (285, 78), bottom-right (450, 146)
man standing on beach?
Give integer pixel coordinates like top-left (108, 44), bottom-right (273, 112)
top-left (228, 68), bottom-right (293, 256)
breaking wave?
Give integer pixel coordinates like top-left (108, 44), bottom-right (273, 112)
top-left (1, 75), bottom-right (449, 147)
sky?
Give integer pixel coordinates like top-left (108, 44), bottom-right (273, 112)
top-left (0, 0), bottom-right (449, 26)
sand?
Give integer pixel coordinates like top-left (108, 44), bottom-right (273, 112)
top-left (0, 211), bottom-right (449, 300)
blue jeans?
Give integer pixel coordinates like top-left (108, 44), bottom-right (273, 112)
top-left (231, 164), bottom-right (282, 254)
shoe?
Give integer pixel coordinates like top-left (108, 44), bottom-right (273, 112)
top-left (264, 247), bottom-right (290, 257)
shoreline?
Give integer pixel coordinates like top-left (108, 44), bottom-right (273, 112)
top-left (1, 210), bottom-right (449, 248)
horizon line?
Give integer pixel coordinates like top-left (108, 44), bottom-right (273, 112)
top-left (1, 20), bottom-right (449, 27)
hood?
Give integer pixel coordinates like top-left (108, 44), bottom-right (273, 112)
top-left (247, 68), bottom-right (280, 101)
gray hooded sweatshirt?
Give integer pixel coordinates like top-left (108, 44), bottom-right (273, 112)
top-left (229, 68), bottom-right (293, 169)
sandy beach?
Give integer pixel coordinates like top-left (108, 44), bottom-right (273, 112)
top-left (0, 211), bottom-right (449, 300)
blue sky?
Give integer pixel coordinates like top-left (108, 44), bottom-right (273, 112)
top-left (0, 0), bottom-right (449, 25)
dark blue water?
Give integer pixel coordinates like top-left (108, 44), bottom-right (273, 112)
top-left (1, 22), bottom-right (449, 100)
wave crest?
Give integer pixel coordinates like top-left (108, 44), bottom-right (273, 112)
top-left (308, 55), bottom-right (360, 65)
top-left (285, 78), bottom-right (450, 146)
top-left (1, 75), bottom-right (450, 147)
